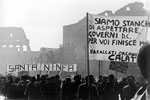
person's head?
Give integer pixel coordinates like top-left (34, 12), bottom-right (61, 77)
top-left (15, 77), bottom-right (20, 83)
top-left (31, 77), bottom-right (36, 83)
top-left (122, 78), bottom-right (127, 83)
top-left (109, 74), bottom-right (115, 82)
top-left (66, 77), bottom-right (71, 83)
top-left (8, 75), bottom-right (13, 81)
top-left (41, 75), bottom-right (46, 81)
top-left (127, 75), bottom-right (135, 84)
top-left (37, 74), bottom-right (41, 79)
top-left (55, 75), bottom-right (60, 80)
top-left (138, 41), bottom-right (150, 80)
top-left (21, 75), bottom-right (26, 81)
top-left (103, 77), bottom-right (107, 82)
top-left (48, 77), bottom-right (52, 83)
top-left (74, 75), bottom-right (81, 82)
top-left (99, 75), bottom-right (103, 81)
top-left (85, 75), bottom-right (94, 84)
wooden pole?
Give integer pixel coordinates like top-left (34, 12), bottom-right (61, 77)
top-left (99, 61), bottom-right (100, 76)
top-left (86, 12), bottom-right (90, 100)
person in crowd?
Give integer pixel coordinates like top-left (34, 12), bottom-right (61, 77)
top-left (17, 75), bottom-right (30, 99)
top-left (45, 77), bottom-right (58, 100)
top-left (24, 76), bottom-right (42, 100)
top-left (4, 75), bottom-right (14, 99)
top-left (97, 75), bottom-right (103, 84)
top-left (40, 75), bottom-right (48, 100)
top-left (2, 72), bottom-right (147, 100)
top-left (1, 77), bottom-right (6, 96)
top-left (78, 75), bottom-right (99, 100)
top-left (11, 77), bottom-right (20, 99)
top-left (97, 76), bottom-right (106, 100)
top-left (62, 77), bottom-right (76, 100)
top-left (54, 75), bottom-right (62, 100)
top-left (73, 74), bottom-right (83, 98)
top-left (102, 74), bottom-right (119, 100)
top-left (118, 78), bottom-right (128, 100)
top-left (123, 75), bottom-right (138, 100)
top-left (36, 74), bottom-right (41, 83)
top-left (132, 42), bottom-right (150, 100)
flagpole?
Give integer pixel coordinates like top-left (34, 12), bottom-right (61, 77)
top-left (86, 12), bottom-right (90, 100)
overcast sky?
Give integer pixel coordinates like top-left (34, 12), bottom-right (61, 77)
top-left (0, 0), bottom-right (149, 51)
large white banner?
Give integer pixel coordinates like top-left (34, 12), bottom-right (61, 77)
top-left (7, 63), bottom-right (77, 73)
top-left (88, 14), bottom-right (150, 62)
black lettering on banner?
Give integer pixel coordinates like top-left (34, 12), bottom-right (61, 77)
top-left (130, 54), bottom-right (137, 62)
top-left (89, 25), bottom-right (94, 30)
top-left (122, 33), bottom-right (130, 39)
top-left (99, 39), bottom-right (110, 45)
top-left (32, 64), bottom-right (37, 71)
top-left (108, 54), bottom-right (137, 63)
top-left (44, 64), bottom-right (49, 71)
top-left (61, 65), bottom-right (66, 71)
top-left (109, 61), bottom-right (128, 74)
top-left (139, 41), bottom-right (146, 46)
top-left (68, 65), bottom-right (74, 72)
top-left (52, 64), bottom-right (54, 71)
top-left (26, 64), bottom-right (30, 71)
top-left (94, 18), bottom-right (120, 26)
top-left (9, 65), bottom-right (14, 72)
top-left (146, 21), bottom-right (150, 27)
top-left (111, 39), bottom-right (137, 46)
top-left (89, 37), bottom-right (97, 44)
top-left (20, 64), bottom-right (25, 71)
top-left (56, 64), bottom-right (61, 71)
top-left (108, 55), bottom-right (115, 61)
top-left (7, 64), bottom-right (77, 73)
top-left (15, 65), bottom-right (20, 72)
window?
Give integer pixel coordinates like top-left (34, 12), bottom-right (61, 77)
top-left (105, 13), bottom-right (108, 16)
top-left (17, 48), bottom-right (20, 51)
top-left (23, 45), bottom-right (27, 51)
top-left (16, 45), bottom-right (20, 48)
top-left (126, 7), bottom-right (130, 11)
top-left (10, 34), bottom-right (13, 37)
top-left (9, 45), bottom-right (13, 48)
top-left (2, 45), bottom-right (7, 48)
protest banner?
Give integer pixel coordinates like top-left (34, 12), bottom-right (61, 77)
top-left (109, 61), bottom-right (128, 74)
top-left (88, 14), bottom-right (150, 62)
top-left (7, 63), bottom-right (77, 73)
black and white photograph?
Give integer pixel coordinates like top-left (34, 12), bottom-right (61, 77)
top-left (0, 0), bottom-right (150, 100)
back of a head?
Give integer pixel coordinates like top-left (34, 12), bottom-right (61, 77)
top-left (8, 75), bottom-right (13, 81)
top-left (85, 75), bottom-right (94, 84)
top-left (109, 74), bottom-right (115, 81)
top-left (138, 41), bottom-right (150, 79)
top-left (31, 77), bottom-right (36, 83)
top-left (41, 75), bottom-right (45, 81)
top-left (66, 77), bottom-right (71, 83)
top-left (55, 75), bottom-right (59, 80)
top-left (127, 75), bottom-right (135, 84)
top-left (21, 75), bottom-right (27, 81)
top-left (15, 77), bottom-right (20, 83)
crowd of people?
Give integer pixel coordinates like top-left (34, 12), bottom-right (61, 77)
top-left (0, 73), bottom-right (146, 100)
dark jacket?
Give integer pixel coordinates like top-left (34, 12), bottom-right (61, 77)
top-left (78, 83), bottom-right (99, 100)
